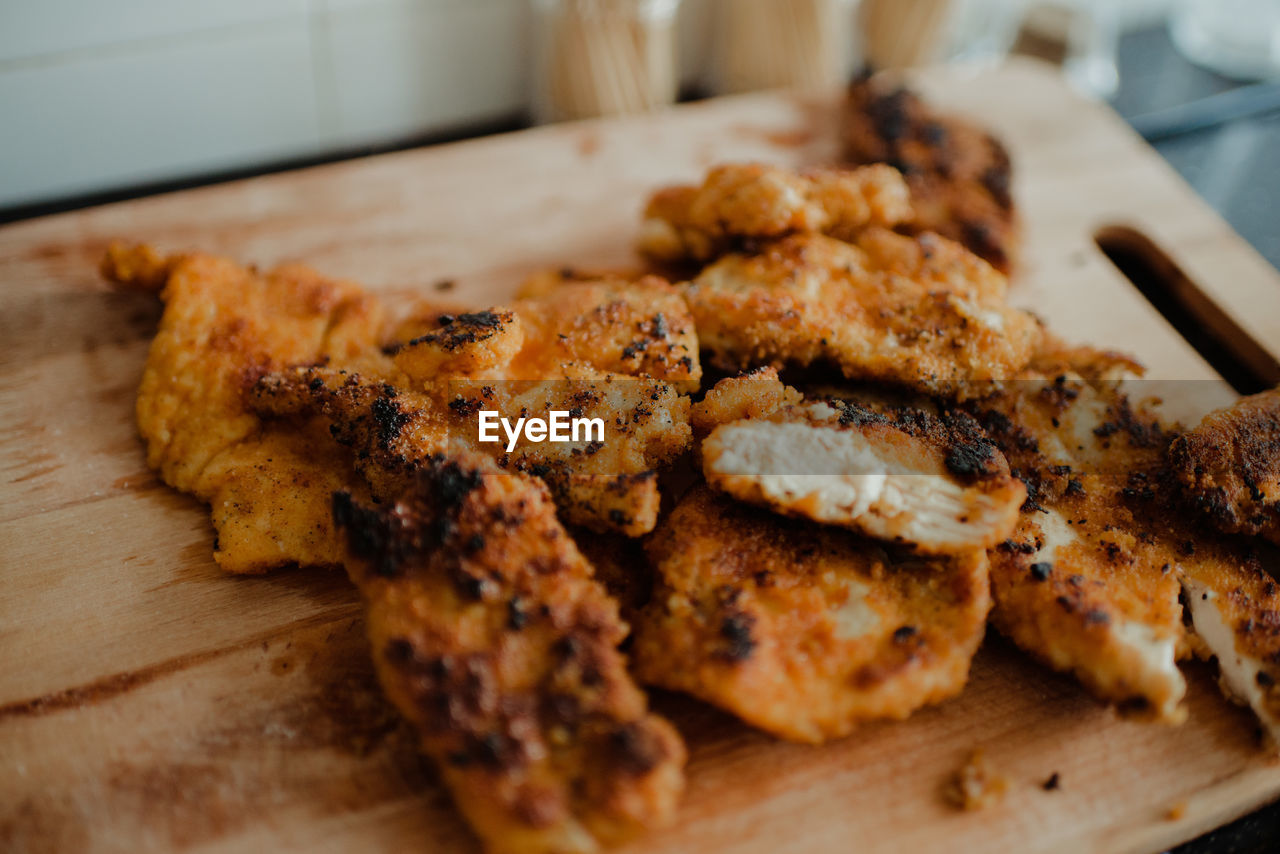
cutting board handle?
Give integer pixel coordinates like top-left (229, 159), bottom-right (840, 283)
top-left (1095, 224), bottom-right (1280, 394)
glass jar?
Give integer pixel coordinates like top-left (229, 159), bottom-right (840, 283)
top-left (711, 0), bottom-right (858, 93)
top-left (532, 0), bottom-right (683, 123)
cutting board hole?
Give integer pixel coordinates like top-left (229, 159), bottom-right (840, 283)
top-left (1094, 224), bottom-right (1280, 394)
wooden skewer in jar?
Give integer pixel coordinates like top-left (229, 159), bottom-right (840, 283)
top-left (534, 0), bottom-right (683, 122)
top-left (861, 0), bottom-right (955, 70)
top-left (713, 0), bottom-right (856, 93)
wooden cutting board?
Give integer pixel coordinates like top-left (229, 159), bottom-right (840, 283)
top-left (3, 58), bottom-right (1280, 854)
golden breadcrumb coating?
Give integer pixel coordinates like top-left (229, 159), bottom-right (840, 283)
top-left (388, 278), bottom-right (701, 394)
top-left (633, 486), bottom-right (991, 743)
top-left (637, 162), bottom-right (913, 264)
top-left (701, 392), bottom-right (1025, 554)
top-left (252, 362), bottom-right (689, 537)
top-left (1168, 387), bottom-right (1280, 546)
top-left (688, 367), bottom-right (803, 437)
top-left (514, 266), bottom-right (647, 300)
top-left (966, 345), bottom-right (1191, 720)
top-left (102, 242), bottom-right (381, 573)
top-left (842, 73), bottom-right (1020, 275)
top-left (250, 277), bottom-right (698, 537)
top-left (685, 230), bottom-right (1041, 394)
top-left (1176, 534), bottom-right (1280, 749)
top-left (334, 455), bottom-right (685, 853)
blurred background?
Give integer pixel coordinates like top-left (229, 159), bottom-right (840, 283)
top-left (2, 0), bottom-right (1279, 268)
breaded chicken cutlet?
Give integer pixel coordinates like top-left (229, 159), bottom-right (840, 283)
top-left (968, 346), bottom-right (1280, 737)
top-left (102, 242), bottom-right (382, 573)
top-left (637, 162), bottom-right (913, 265)
top-left (251, 276), bottom-right (699, 536)
top-left (633, 486), bottom-right (991, 743)
top-left (252, 363), bottom-right (689, 537)
top-left (387, 277), bottom-right (701, 394)
top-left (842, 73), bottom-right (1019, 275)
top-left (110, 242), bottom-right (699, 543)
top-left (966, 347), bottom-right (1189, 720)
top-left (1176, 535), bottom-right (1280, 747)
top-left (693, 373), bottom-right (1025, 553)
top-left (1168, 387), bottom-right (1280, 546)
top-left (333, 454), bottom-right (685, 853)
top-left (684, 229), bottom-right (1041, 394)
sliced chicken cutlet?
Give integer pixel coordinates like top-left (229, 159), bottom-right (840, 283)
top-left (633, 486), bottom-right (990, 743)
top-left (102, 242), bottom-right (382, 573)
top-left (842, 73), bottom-right (1020, 274)
top-left (333, 454), bottom-right (685, 854)
top-left (968, 346), bottom-right (1191, 719)
top-left (253, 278), bottom-right (699, 536)
top-left (1177, 536), bottom-right (1280, 748)
top-left (684, 230), bottom-right (1041, 395)
top-left (1168, 387), bottom-right (1280, 546)
top-left (987, 478), bottom-right (1187, 721)
top-left (637, 162), bottom-right (913, 265)
top-left (694, 374), bottom-right (1025, 553)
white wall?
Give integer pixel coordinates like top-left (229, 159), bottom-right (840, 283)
top-left (2, 0), bottom-right (1169, 210)
top-left (0, 0), bottom-right (722, 210)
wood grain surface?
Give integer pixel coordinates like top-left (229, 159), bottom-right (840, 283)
top-left (3, 59), bottom-right (1280, 854)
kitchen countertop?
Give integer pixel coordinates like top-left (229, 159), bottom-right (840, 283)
top-left (1112, 26), bottom-right (1280, 272)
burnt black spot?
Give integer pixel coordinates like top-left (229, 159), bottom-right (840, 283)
top-left (449, 396), bottom-right (482, 417)
top-left (370, 395), bottom-right (410, 448)
top-left (384, 638), bottom-right (416, 665)
top-left (981, 165), bottom-right (1012, 210)
top-left (945, 441), bottom-right (997, 480)
top-left (472, 731), bottom-right (522, 770)
top-left (455, 571), bottom-right (487, 601)
top-left (1030, 562), bottom-right (1052, 581)
top-left (892, 626), bottom-right (918, 643)
top-left (611, 722), bottom-right (668, 776)
top-left (621, 339), bottom-right (649, 360)
top-left (427, 459), bottom-right (484, 509)
top-left (333, 491), bottom-right (386, 560)
top-left (998, 539), bottom-right (1037, 555)
top-left (719, 613), bottom-right (756, 661)
top-left (920, 120), bottom-right (948, 145)
top-left (405, 310), bottom-right (512, 352)
top-left (507, 597), bottom-right (527, 631)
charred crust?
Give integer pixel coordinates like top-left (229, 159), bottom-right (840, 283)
top-left (718, 612), bottom-right (757, 662)
top-left (507, 597), bottom-right (528, 631)
top-left (403, 309), bottom-right (513, 352)
top-left (370, 395), bottom-right (410, 447)
top-left (942, 431), bottom-right (1000, 481)
top-left (426, 458), bottom-right (485, 510)
top-left (610, 722), bottom-right (670, 776)
top-left (998, 539), bottom-right (1037, 555)
top-left (449, 396), bottom-right (483, 417)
